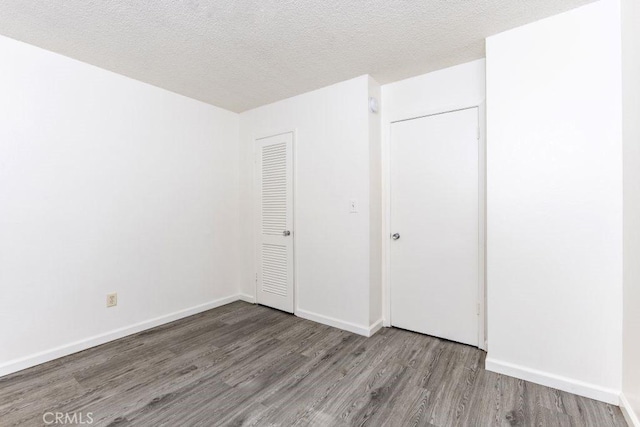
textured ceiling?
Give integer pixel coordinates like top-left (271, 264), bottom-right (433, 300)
top-left (0, 0), bottom-right (595, 112)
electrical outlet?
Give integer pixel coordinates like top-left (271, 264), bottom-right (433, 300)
top-left (106, 293), bottom-right (118, 308)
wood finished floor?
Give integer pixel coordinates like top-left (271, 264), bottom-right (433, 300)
top-left (0, 301), bottom-right (626, 427)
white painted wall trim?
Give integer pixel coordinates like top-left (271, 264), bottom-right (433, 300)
top-left (369, 319), bottom-right (384, 337)
top-left (296, 309), bottom-right (382, 337)
top-left (485, 357), bottom-right (620, 405)
top-left (382, 102), bottom-right (487, 350)
top-left (238, 293), bottom-right (256, 304)
top-left (252, 129), bottom-right (298, 312)
top-left (621, 393), bottom-right (640, 427)
top-left (1, 291), bottom-right (383, 379)
top-left (0, 294), bottom-right (240, 378)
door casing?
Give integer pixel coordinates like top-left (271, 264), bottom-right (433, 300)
top-left (253, 130), bottom-right (297, 313)
top-left (382, 104), bottom-right (487, 350)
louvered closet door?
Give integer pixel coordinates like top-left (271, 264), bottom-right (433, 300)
top-left (256, 132), bottom-right (294, 313)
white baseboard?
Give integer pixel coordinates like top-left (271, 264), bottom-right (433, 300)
top-left (237, 293), bottom-right (256, 304)
top-left (621, 392), bottom-right (640, 427)
top-left (369, 319), bottom-right (384, 337)
top-left (0, 294), bottom-right (240, 378)
top-left (1, 295), bottom-right (383, 379)
top-left (295, 309), bottom-right (379, 337)
top-left (485, 357), bottom-right (620, 405)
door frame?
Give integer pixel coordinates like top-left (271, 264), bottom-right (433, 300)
top-left (253, 129), bottom-right (298, 314)
top-left (382, 104), bottom-right (487, 350)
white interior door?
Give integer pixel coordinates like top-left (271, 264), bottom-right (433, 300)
top-left (390, 108), bottom-right (479, 346)
top-left (256, 133), bottom-right (294, 313)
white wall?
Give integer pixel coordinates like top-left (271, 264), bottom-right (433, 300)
top-left (380, 59), bottom-right (486, 330)
top-left (485, 0), bottom-right (622, 403)
top-left (382, 59), bottom-right (486, 123)
top-left (622, 0), bottom-right (640, 422)
top-left (0, 35), bottom-right (240, 375)
top-left (368, 76), bottom-right (382, 326)
top-left (239, 76), bottom-right (379, 334)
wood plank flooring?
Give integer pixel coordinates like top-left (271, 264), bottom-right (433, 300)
top-left (0, 301), bottom-right (626, 426)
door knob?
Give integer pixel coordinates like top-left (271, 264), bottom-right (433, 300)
top-left (283, 230), bottom-right (291, 236)
top-left (392, 233), bottom-right (400, 240)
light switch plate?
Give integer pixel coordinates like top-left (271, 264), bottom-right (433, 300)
top-left (350, 199), bottom-right (358, 213)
